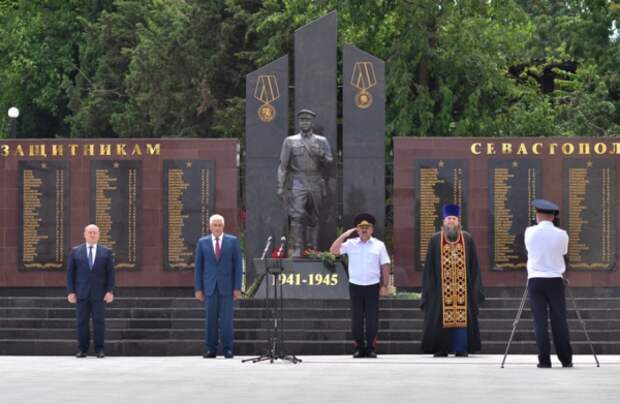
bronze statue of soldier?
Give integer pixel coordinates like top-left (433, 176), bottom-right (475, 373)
top-left (277, 109), bottom-right (334, 256)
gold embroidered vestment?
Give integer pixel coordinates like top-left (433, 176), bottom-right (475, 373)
top-left (440, 231), bottom-right (468, 328)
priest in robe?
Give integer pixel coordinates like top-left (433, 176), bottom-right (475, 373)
top-left (420, 204), bottom-right (485, 357)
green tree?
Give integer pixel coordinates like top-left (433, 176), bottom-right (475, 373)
top-left (0, 0), bottom-right (111, 138)
top-left (67, 0), bottom-right (260, 138)
top-left (514, 0), bottom-right (619, 135)
top-left (1, 0), bottom-right (618, 139)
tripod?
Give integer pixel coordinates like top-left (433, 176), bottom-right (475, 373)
top-left (501, 278), bottom-right (600, 368)
top-left (243, 259), bottom-right (301, 364)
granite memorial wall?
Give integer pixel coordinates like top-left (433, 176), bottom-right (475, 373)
top-left (394, 137), bottom-right (619, 288)
top-left (0, 139), bottom-right (238, 287)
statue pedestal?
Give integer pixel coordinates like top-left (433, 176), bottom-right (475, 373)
top-left (254, 258), bottom-right (349, 299)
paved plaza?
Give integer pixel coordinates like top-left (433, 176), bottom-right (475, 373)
top-left (0, 355), bottom-right (617, 404)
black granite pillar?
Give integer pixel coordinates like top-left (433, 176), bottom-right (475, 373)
top-left (245, 55), bottom-right (289, 283)
top-left (342, 44), bottom-right (385, 236)
top-left (294, 11), bottom-right (338, 250)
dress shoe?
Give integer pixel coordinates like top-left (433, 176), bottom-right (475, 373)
top-left (455, 352), bottom-right (468, 357)
top-left (224, 350), bottom-right (234, 359)
top-left (537, 363), bottom-right (552, 368)
top-left (433, 351), bottom-right (448, 357)
top-left (75, 351), bottom-right (87, 358)
top-left (96, 351), bottom-right (105, 358)
top-left (562, 363), bottom-right (573, 368)
top-left (365, 349), bottom-right (378, 359)
top-left (352, 349), bottom-right (365, 358)
top-left (203, 351), bottom-right (216, 358)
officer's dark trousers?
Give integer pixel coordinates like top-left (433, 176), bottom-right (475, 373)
top-left (76, 297), bottom-right (105, 352)
top-left (528, 277), bottom-right (573, 366)
top-left (349, 282), bottom-right (380, 351)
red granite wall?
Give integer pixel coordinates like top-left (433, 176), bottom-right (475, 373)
top-left (393, 137), bottom-right (620, 288)
top-left (0, 139), bottom-right (238, 287)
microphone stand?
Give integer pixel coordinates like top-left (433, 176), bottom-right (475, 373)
top-left (243, 238), bottom-right (301, 364)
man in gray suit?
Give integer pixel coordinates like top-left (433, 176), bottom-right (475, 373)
top-left (194, 214), bottom-right (242, 358)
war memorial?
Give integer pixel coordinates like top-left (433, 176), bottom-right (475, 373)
top-left (1, 9), bottom-right (619, 404)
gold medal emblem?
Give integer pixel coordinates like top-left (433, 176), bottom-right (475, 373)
top-left (254, 75), bottom-right (280, 123)
top-left (258, 103), bottom-right (276, 122)
top-left (351, 61), bottom-right (377, 109)
top-left (355, 90), bottom-right (373, 109)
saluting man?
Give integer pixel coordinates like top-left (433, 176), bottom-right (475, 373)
top-left (525, 199), bottom-right (573, 368)
top-left (330, 213), bottom-right (391, 358)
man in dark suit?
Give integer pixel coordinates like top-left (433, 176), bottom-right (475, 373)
top-left (66, 224), bottom-right (115, 358)
top-left (194, 214), bottom-right (242, 358)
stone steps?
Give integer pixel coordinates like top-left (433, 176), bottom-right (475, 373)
top-left (0, 288), bottom-right (618, 355)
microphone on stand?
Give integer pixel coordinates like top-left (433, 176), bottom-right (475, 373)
top-left (260, 236), bottom-right (273, 260)
top-left (272, 236), bottom-right (287, 259)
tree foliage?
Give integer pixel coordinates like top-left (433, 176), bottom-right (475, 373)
top-left (0, 0), bottom-right (618, 139)
top-left (0, 0), bottom-right (110, 137)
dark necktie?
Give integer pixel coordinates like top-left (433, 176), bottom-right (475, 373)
top-left (88, 246), bottom-right (94, 270)
top-left (215, 237), bottom-right (221, 260)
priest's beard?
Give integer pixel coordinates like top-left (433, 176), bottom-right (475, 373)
top-left (443, 223), bottom-right (461, 242)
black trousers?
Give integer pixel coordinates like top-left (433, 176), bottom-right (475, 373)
top-left (528, 277), bottom-right (573, 366)
top-left (349, 282), bottom-right (380, 351)
top-left (76, 297), bottom-right (105, 352)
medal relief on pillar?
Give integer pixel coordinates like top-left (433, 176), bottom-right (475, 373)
top-left (254, 74), bottom-right (280, 123)
top-left (350, 61), bottom-right (377, 109)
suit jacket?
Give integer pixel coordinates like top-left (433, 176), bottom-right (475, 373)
top-left (66, 244), bottom-right (115, 300)
top-left (194, 233), bottom-right (242, 297)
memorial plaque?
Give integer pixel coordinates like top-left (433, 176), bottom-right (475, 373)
top-left (254, 258), bottom-right (349, 299)
top-left (415, 159), bottom-right (468, 270)
top-left (563, 159), bottom-right (615, 270)
top-left (90, 160), bottom-right (142, 271)
top-left (163, 160), bottom-right (215, 271)
top-left (488, 159), bottom-right (541, 270)
top-left (18, 160), bottom-right (69, 271)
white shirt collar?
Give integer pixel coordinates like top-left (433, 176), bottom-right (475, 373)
top-left (355, 237), bottom-right (374, 244)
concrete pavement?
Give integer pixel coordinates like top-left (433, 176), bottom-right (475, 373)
top-left (0, 355), bottom-right (617, 404)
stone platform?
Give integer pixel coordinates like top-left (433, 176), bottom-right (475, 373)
top-left (0, 287), bottom-right (619, 355)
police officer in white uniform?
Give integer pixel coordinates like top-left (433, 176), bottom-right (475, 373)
top-left (525, 199), bottom-right (573, 368)
top-left (330, 213), bottom-right (391, 358)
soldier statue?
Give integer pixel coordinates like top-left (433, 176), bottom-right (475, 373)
top-left (277, 109), bottom-right (334, 256)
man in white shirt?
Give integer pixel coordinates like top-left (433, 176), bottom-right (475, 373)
top-left (330, 213), bottom-right (391, 358)
top-left (525, 199), bottom-right (573, 368)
